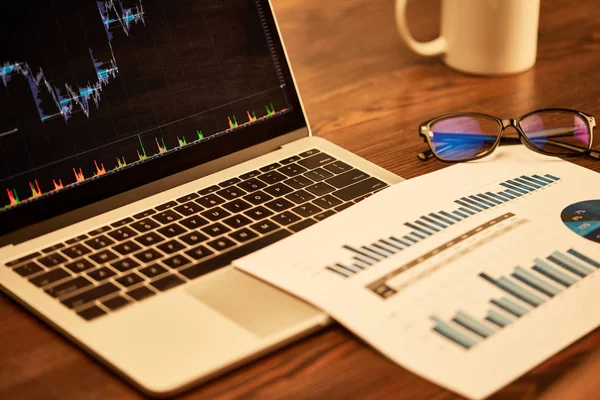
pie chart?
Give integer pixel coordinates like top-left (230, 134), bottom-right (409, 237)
top-left (561, 200), bottom-right (600, 243)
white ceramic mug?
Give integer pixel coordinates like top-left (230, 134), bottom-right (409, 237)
top-left (395, 0), bottom-right (541, 75)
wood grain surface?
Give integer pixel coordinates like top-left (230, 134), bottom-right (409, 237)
top-left (2, 0), bottom-right (600, 398)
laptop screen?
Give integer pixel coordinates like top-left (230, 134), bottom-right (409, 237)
top-left (0, 0), bottom-right (306, 234)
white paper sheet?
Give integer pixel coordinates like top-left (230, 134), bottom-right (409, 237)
top-left (234, 147), bottom-right (600, 399)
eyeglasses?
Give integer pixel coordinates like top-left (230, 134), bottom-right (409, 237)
top-left (417, 108), bottom-right (600, 162)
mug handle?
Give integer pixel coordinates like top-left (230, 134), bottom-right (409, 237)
top-left (395, 0), bottom-right (447, 56)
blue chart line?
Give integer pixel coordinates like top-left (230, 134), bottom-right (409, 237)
top-left (0, 0), bottom-right (146, 125)
top-left (324, 173), bottom-right (561, 278)
top-left (430, 248), bottom-right (600, 349)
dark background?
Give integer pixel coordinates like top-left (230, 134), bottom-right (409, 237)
top-left (0, 0), bottom-right (289, 211)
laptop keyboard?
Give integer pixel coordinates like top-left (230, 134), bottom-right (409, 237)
top-left (4, 149), bottom-right (388, 321)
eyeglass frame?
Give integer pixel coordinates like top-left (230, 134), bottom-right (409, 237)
top-left (417, 108), bottom-right (599, 163)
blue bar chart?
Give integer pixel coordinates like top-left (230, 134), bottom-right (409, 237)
top-left (325, 173), bottom-right (561, 278)
top-left (430, 248), bottom-right (600, 349)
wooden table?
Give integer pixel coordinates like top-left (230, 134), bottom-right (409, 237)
top-left (2, 0), bottom-right (600, 398)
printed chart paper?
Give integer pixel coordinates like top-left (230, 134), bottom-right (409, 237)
top-left (234, 148), bottom-right (600, 399)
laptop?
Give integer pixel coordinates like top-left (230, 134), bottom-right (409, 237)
top-left (0, 0), bottom-right (402, 395)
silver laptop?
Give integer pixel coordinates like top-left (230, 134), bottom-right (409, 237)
top-left (0, 0), bottom-right (402, 395)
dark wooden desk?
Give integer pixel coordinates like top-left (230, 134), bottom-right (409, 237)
top-left (2, 0), bottom-right (599, 398)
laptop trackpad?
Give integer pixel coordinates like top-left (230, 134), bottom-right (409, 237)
top-left (186, 268), bottom-right (322, 338)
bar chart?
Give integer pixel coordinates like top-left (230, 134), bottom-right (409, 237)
top-left (324, 173), bottom-right (560, 278)
top-left (430, 248), bottom-right (600, 349)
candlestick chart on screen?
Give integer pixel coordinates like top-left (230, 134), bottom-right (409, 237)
top-left (0, 0), bottom-right (292, 212)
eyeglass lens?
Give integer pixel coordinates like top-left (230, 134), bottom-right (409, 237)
top-left (428, 116), bottom-right (500, 160)
top-left (519, 110), bottom-right (590, 155)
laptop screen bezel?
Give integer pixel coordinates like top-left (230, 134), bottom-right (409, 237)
top-left (0, 0), bottom-right (308, 236)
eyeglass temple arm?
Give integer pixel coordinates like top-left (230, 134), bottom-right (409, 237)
top-left (417, 136), bottom-right (521, 161)
top-left (418, 137), bottom-right (600, 161)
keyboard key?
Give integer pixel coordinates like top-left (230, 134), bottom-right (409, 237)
top-left (313, 195), bottom-right (343, 209)
top-left (176, 193), bottom-right (199, 203)
top-left (237, 178), bottom-right (266, 193)
top-left (185, 245), bottom-right (214, 260)
top-left (222, 198), bottom-right (252, 213)
top-left (259, 162), bottom-right (281, 172)
top-left (180, 230), bottom-right (291, 280)
top-left (65, 259), bottom-right (95, 273)
top-left (222, 215), bottom-right (252, 229)
top-left (102, 296), bottom-right (131, 311)
top-left (289, 219), bottom-right (317, 232)
top-left (239, 170), bottom-right (261, 180)
top-left (216, 186), bottom-right (246, 201)
top-left (201, 222), bottom-right (231, 237)
top-left (292, 203), bottom-right (322, 217)
top-left (90, 250), bottom-right (119, 264)
top-left (243, 206), bottom-right (273, 221)
top-left (127, 286), bottom-right (156, 301)
top-left (196, 193), bottom-right (226, 208)
top-left (305, 182), bottom-right (336, 197)
top-left (180, 215), bottom-right (210, 230)
top-left (38, 253), bottom-right (68, 268)
top-left (264, 198), bottom-right (295, 212)
top-left (285, 190), bottom-right (316, 204)
top-left (111, 217), bottom-right (133, 228)
top-left (157, 240), bottom-right (185, 254)
top-left (207, 237), bottom-right (237, 251)
top-left (201, 206), bottom-right (231, 222)
top-left (162, 254), bottom-right (191, 269)
top-left (130, 218), bottom-right (160, 233)
top-left (257, 171), bottom-right (287, 185)
top-left (264, 183), bottom-right (294, 197)
top-left (140, 264), bottom-right (168, 279)
top-left (272, 212), bottom-right (301, 226)
top-left (314, 210), bottom-right (335, 221)
top-left (66, 234), bottom-right (88, 245)
top-left (158, 223), bottom-right (187, 238)
top-left (42, 243), bottom-right (66, 254)
top-left (303, 168), bottom-right (334, 182)
top-left (155, 201), bottom-right (177, 211)
top-left (88, 225), bottom-right (112, 236)
top-left (219, 177), bottom-right (241, 187)
top-left (14, 261), bottom-right (43, 277)
top-left (133, 209), bottom-right (156, 219)
top-left (284, 176), bottom-right (314, 189)
top-left (297, 152), bottom-right (336, 169)
top-left (325, 169), bottom-right (369, 188)
top-left (179, 231), bottom-right (208, 246)
top-left (250, 220), bottom-right (280, 234)
top-left (112, 241), bottom-right (142, 256)
top-left (354, 194), bottom-right (372, 203)
top-left (116, 273), bottom-right (144, 288)
top-left (135, 232), bottom-right (166, 246)
top-left (229, 228), bottom-right (258, 243)
top-left (153, 210), bottom-right (183, 224)
top-left (108, 227), bottom-right (138, 242)
top-left (77, 305), bottom-right (106, 321)
top-left (111, 258), bottom-right (140, 272)
top-left (29, 268), bottom-right (70, 287)
top-left (323, 161), bottom-right (352, 174)
top-left (279, 155), bottom-right (301, 164)
top-left (334, 203), bottom-right (353, 212)
top-left (332, 177), bottom-right (387, 201)
top-left (87, 267), bottom-right (117, 282)
top-left (61, 282), bottom-right (119, 309)
top-left (199, 185), bottom-right (221, 196)
top-left (46, 276), bottom-right (92, 298)
top-left (151, 274), bottom-right (186, 292)
top-left (174, 202), bottom-right (202, 216)
top-left (85, 235), bottom-right (115, 251)
top-left (243, 191), bottom-right (273, 205)
top-left (277, 164), bottom-right (308, 177)
top-left (299, 148), bottom-right (320, 157)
